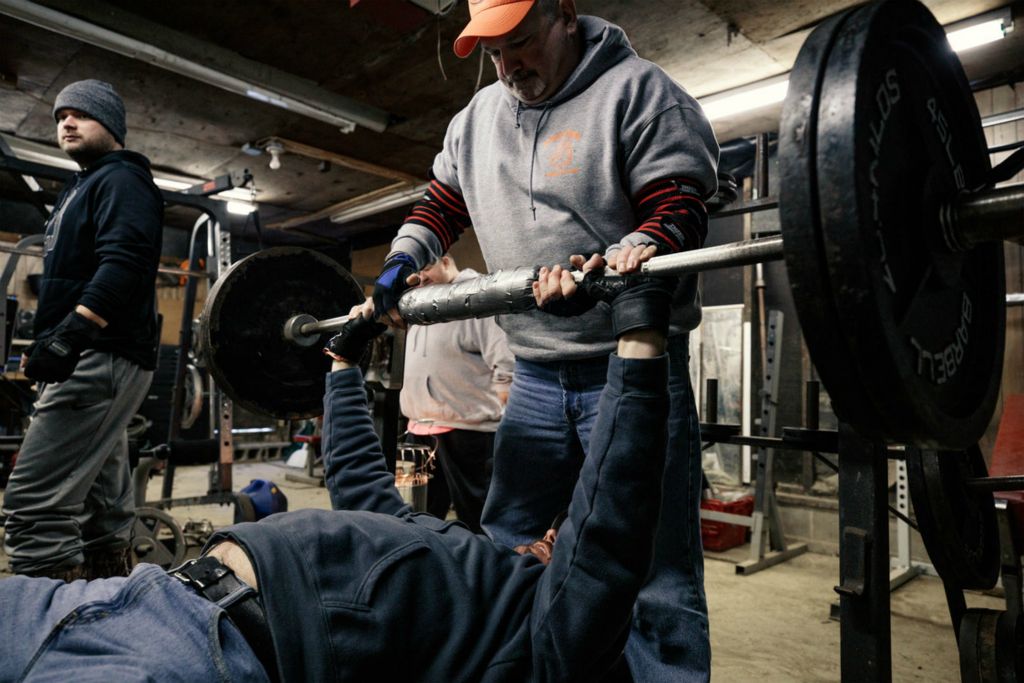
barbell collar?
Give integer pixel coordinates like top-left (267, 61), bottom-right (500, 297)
top-left (294, 313), bottom-right (350, 340)
top-left (284, 313), bottom-right (322, 346)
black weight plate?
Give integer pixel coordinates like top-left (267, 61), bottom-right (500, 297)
top-left (959, 608), bottom-right (1001, 683)
top-left (813, 0), bottom-right (1004, 448)
top-left (959, 608), bottom-right (1020, 683)
top-left (996, 610), bottom-right (1024, 683)
top-left (200, 247), bottom-right (365, 420)
top-left (907, 445), bottom-right (1000, 590)
top-left (778, 7), bottom-right (859, 430)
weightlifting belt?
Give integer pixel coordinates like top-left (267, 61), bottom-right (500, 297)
top-left (169, 556), bottom-right (279, 682)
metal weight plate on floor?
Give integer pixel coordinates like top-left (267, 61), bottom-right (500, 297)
top-left (199, 247), bottom-right (365, 420)
top-left (131, 506), bottom-right (187, 569)
top-left (959, 608), bottom-right (1023, 683)
top-left (780, 0), bottom-right (1005, 448)
top-left (906, 445), bottom-right (1000, 590)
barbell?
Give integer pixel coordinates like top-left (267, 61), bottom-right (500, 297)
top-left (200, 0), bottom-right (1023, 450)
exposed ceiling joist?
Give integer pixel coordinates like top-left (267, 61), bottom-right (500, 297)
top-left (0, 0), bottom-right (393, 133)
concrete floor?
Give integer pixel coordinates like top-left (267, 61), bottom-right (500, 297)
top-left (0, 458), bottom-right (1005, 682)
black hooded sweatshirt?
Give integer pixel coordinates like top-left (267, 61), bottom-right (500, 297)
top-left (37, 149), bottom-right (163, 369)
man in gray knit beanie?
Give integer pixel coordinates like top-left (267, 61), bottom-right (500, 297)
top-left (3, 76), bottom-right (162, 583)
top-left (52, 79), bottom-right (126, 164)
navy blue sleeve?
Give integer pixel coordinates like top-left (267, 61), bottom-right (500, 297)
top-left (321, 368), bottom-right (410, 516)
top-left (77, 167), bottom-right (162, 322)
top-left (529, 354), bottom-right (669, 681)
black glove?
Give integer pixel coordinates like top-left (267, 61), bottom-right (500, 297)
top-left (324, 315), bottom-right (387, 363)
top-left (580, 271), bottom-right (678, 338)
top-left (372, 253), bottom-right (418, 318)
top-left (24, 310), bottom-right (102, 383)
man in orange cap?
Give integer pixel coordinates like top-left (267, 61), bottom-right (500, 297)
top-left (373, 2), bottom-right (719, 680)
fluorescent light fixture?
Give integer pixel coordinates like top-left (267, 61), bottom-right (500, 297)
top-left (946, 8), bottom-right (1013, 53)
top-left (0, 133), bottom-right (79, 171)
top-left (330, 182), bottom-right (430, 225)
top-left (226, 200), bottom-right (257, 215)
top-left (948, 19), bottom-right (1009, 51)
top-left (152, 177), bottom-right (192, 192)
top-left (1, 134), bottom-right (259, 209)
top-left (698, 75), bottom-right (789, 121)
top-left (695, 8), bottom-right (1012, 121)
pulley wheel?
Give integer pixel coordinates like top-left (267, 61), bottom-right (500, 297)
top-left (131, 506), bottom-right (187, 569)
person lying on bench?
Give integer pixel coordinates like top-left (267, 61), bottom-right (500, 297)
top-left (0, 255), bottom-right (676, 683)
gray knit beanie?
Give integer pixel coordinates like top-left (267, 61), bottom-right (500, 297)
top-left (52, 79), bottom-right (126, 146)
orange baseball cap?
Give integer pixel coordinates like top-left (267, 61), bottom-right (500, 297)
top-left (453, 0), bottom-right (536, 58)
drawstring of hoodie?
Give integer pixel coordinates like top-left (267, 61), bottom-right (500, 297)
top-left (527, 104), bottom-right (552, 222)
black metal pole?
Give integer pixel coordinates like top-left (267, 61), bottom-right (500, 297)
top-left (836, 422), bottom-right (892, 682)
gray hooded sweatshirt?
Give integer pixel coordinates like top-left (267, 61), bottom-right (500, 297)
top-left (391, 16), bottom-right (719, 362)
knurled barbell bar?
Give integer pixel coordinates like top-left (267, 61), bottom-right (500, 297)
top-left (287, 179), bottom-right (1021, 342)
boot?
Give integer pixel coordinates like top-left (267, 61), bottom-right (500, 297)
top-left (85, 546), bottom-right (133, 579)
top-left (23, 563), bottom-right (86, 583)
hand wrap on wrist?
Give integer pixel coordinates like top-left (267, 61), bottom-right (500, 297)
top-left (580, 272), bottom-right (678, 339)
top-left (372, 253), bottom-right (418, 317)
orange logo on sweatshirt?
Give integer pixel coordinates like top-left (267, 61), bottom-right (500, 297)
top-left (542, 129), bottom-right (582, 177)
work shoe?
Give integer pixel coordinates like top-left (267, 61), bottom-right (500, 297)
top-left (85, 546), bottom-right (133, 579)
top-left (24, 563), bottom-right (86, 582)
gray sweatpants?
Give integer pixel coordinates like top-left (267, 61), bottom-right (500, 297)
top-left (2, 351), bottom-right (152, 574)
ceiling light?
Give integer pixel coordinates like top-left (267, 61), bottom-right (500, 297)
top-left (265, 141), bottom-right (284, 171)
top-left (698, 75), bottom-right (789, 121)
top-left (946, 8), bottom-right (1013, 53)
top-left (330, 182), bottom-right (430, 225)
top-left (226, 200), bottom-right (257, 215)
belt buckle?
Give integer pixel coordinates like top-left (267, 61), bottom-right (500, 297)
top-left (169, 558), bottom-right (206, 590)
top-left (171, 556), bottom-right (257, 609)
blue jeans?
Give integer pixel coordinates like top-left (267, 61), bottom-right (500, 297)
top-left (0, 564), bottom-right (269, 681)
top-left (482, 335), bottom-right (710, 681)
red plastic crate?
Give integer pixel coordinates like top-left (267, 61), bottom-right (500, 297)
top-left (700, 495), bottom-right (754, 551)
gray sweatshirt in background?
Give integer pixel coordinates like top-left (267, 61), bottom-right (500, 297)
top-left (400, 269), bottom-right (514, 432)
